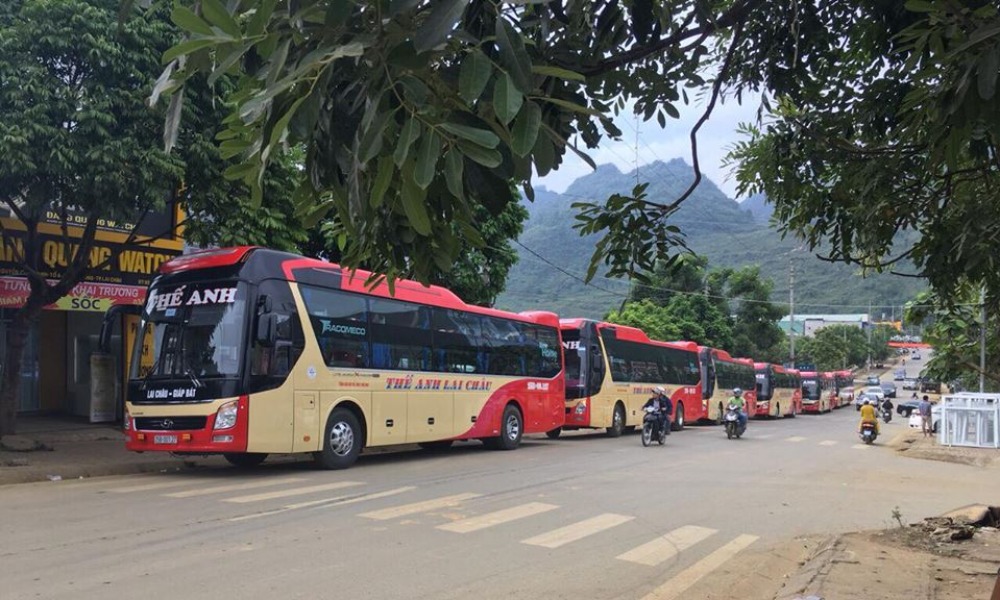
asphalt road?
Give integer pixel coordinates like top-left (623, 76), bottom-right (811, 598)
top-left (3, 388), bottom-right (996, 600)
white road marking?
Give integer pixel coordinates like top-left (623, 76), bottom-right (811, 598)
top-left (359, 493), bottom-right (481, 521)
top-left (522, 513), bottom-right (634, 549)
top-left (164, 477), bottom-right (306, 498)
top-left (785, 436), bottom-right (806, 442)
top-left (110, 480), bottom-right (202, 493)
top-left (818, 440), bottom-right (838, 446)
top-left (852, 443), bottom-right (873, 449)
top-left (755, 434), bottom-right (774, 440)
top-left (228, 487), bottom-right (416, 522)
top-left (616, 525), bottom-right (717, 566)
top-left (223, 481), bottom-right (364, 503)
top-left (437, 502), bottom-right (559, 533)
top-left (640, 534), bottom-right (759, 600)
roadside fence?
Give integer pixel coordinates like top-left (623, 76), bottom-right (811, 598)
top-left (939, 394), bottom-right (1000, 449)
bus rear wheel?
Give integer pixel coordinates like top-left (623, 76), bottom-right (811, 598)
top-left (671, 403), bottom-right (685, 431)
top-left (494, 404), bottom-right (523, 451)
top-left (223, 453), bottom-right (268, 468)
top-left (606, 403), bottom-right (625, 437)
top-left (314, 408), bottom-right (362, 470)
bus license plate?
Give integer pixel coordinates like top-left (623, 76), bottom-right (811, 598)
top-left (154, 434), bottom-right (178, 444)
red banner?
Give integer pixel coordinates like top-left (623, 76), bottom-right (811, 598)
top-left (0, 276), bottom-right (146, 312)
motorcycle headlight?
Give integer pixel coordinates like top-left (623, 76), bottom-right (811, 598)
top-left (214, 400), bottom-right (238, 430)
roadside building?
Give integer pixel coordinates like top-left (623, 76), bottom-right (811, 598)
top-left (778, 313), bottom-right (870, 338)
top-left (0, 204), bottom-right (184, 422)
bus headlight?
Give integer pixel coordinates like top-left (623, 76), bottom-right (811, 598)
top-left (123, 411), bottom-right (131, 432)
top-left (214, 400), bottom-right (238, 430)
top-left (574, 401), bottom-right (587, 415)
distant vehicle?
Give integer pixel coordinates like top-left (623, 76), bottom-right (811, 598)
top-left (893, 369), bottom-right (906, 381)
top-left (920, 379), bottom-right (941, 393)
top-left (880, 381), bottom-right (897, 398)
top-left (897, 399), bottom-right (920, 417)
top-left (855, 386), bottom-right (886, 410)
top-left (907, 404), bottom-right (941, 433)
top-left (911, 352), bottom-right (921, 360)
top-left (902, 378), bottom-right (919, 391)
top-left (866, 375), bottom-right (880, 386)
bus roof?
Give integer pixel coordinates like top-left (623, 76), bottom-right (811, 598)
top-left (559, 319), bottom-right (700, 352)
top-left (160, 247), bottom-right (557, 327)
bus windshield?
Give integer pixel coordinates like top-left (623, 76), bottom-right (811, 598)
top-left (129, 281), bottom-right (249, 382)
top-left (801, 379), bottom-right (821, 400)
top-left (562, 328), bottom-right (588, 400)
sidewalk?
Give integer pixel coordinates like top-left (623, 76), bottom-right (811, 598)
top-left (891, 427), bottom-right (1000, 468)
top-left (0, 416), bottom-right (224, 485)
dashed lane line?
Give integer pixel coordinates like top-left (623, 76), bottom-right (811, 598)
top-left (228, 486), bottom-right (416, 522)
top-left (522, 513), bottom-right (635, 549)
top-left (785, 436), bottom-right (807, 443)
top-left (640, 534), bottom-right (759, 600)
top-left (359, 493), bottom-right (482, 521)
top-left (437, 502), bottom-right (559, 533)
top-left (616, 525), bottom-right (717, 567)
top-left (164, 477), bottom-right (306, 498)
top-left (223, 481), bottom-right (364, 503)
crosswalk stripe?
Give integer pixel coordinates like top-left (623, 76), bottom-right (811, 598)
top-left (785, 436), bottom-right (806, 442)
top-left (522, 513), bottom-right (634, 549)
top-left (223, 481), bottom-right (364, 503)
top-left (818, 440), bottom-right (838, 446)
top-left (852, 443), bottom-right (873, 449)
top-left (229, 487), bottom-right (416, 522)
top-left (359, 493), bottom-right (481, 521)
top-left (110, 480), bottom-right (200, 493)
top-left (616, 525), bottom-right (717, 566)
top-left (437, 502), bottom-right (558, 533)
top-left (640, 534), bottom-right (759, 600)
top-left (164, 477), bottom-right (306, 498)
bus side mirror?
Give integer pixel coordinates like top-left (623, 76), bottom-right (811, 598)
top-left (256, 313), bottom-right (278, 347)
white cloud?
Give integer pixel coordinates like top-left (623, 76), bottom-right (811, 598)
top-left (536, 92), bottom-right (762, 200)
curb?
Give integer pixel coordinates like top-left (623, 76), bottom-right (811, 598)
top-left (0, 459), bottom-right (193, 486)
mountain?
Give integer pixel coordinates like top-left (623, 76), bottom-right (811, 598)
top-left (740, 193), bottom-right (773, 224)
top-left (496, 159), bottom-right (927, 320)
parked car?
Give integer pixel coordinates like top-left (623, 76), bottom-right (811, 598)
top-left (920, 379), bottom-right (941, 393)
top-left (880, 381), bottom-right (897, 398)
top-left (907, 404), bottom-right (941, 433)
top-left (911, 352), bottom-right (921, 360)
top-left (902, 378), bottom-right (919, 391)
top-left (897, 399), bottom-right (921, 417)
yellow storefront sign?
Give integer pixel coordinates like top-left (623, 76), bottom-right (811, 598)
top-left (53, 295), bottom-right (114, 312)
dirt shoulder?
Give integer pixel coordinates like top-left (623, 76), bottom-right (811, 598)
top-left (889, 427), bottom-right (1000, 468)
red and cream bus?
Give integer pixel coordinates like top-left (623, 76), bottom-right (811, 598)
top-left (556, 319), bottom-right (701, 436)
top-left (698, 347), bottom-right (758, 423)
top-left (753, 363), bottom-right (802, 418)
top-left (832, 370), bottom-right (855, 407)
top-left (123, 247), bottom-right (565, 469)
top-left (799, 370), bottom-right (831, 413)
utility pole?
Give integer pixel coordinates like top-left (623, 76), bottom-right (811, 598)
top-left (981, 287), bottom-right (987, 393)
top-left (789, 257), bottom-right (795, 366)
top-left (866, 301), bottom-right (872, 373)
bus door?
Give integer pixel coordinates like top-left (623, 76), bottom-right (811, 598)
top-left (699, 347), bottom-right (715, 400)
top-left (562, 322), bottom-right (605, 425)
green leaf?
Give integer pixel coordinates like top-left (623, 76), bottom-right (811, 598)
top-left (302, 201), bottom-right (334, 229)
top-left (532, 131), bottom-right (555, 176)
top-left (264, 97), bottom-right (305, 162)
top-left (977, 46), bottom-right (999, 100)
top-left (400, 164), bottom-right (432, 235)
top-left (495, 19), bottom-right (532, 91)
top-left (370, 156), bottom-right (394, 208)
top-left (358, 109), bottom-right (393, 163)
top-left (394, 117), bottom-right (422, 167)
top-left (530, 65), bottom-right (585, 82)
top-left (459, 50), bottom-right (492, 103)
top-left (201, 0), bottom-right (241, 37)
top-left (663, 102), bottom-right (680, 119)
top-left (163, 38), bottom-right (223, 64)
top-left (456, 141), bottom-right (502, 167)
top-left (511, 101), bottom-right (541, 157)
top-left (540, 97), bottom-right (600, 116)
top-left (413, 0), bottom-right (470, 53)
top-left (247, 0), bottom-right (278, 36)
top-left (903, 0), bottom-right (936, 13)
top-left (170, 6), bottom-right (213, 36)
top-left (440, 122), bottom-right (499, 148)
top-left (493, 73), bottom-right (523, 125)
top-left (414, 130), bottom-right (441, 189)
top-left (444, 148), bottom-right (464, 200)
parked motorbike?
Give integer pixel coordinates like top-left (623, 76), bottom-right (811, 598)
top-left (860, 421), bottom-right (878, 445)
top-left (724, 404), bottom-right (746, 440)
top-left (641, 406), bottom-right (666, 446)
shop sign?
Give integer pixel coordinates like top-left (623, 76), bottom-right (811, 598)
top-left (0, 276), bottom-right (145, 311)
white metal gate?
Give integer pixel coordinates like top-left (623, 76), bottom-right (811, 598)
top-left (938, 394), bottom-right (1000, 449)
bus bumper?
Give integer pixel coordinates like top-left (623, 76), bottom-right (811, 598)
top-left (125, 396), bottom-right (249, 454)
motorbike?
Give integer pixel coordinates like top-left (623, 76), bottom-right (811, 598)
top-left (724, 404), bottom-right (746, 440)
top-left (860, 421), bottom-right (878, 445)
top-left (881, 406), bottom-right (892, 423)
top-left (641, 406), bottom-right (667, 446)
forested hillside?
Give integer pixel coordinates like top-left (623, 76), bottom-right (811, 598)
top-left (496, 160), bottom-right (926, 319)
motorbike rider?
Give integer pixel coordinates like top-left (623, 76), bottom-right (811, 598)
top-left (858, 398), bottom-right (880, 434)
top-left (881, 395), bottom-right (894, 417)
top-left (643, 386), bottom-right (672, 436)
top-left (728, 387), bottom-right (748, 431)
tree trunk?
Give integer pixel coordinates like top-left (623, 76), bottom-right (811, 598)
top-left (0, 310), bottom-right (33, 438)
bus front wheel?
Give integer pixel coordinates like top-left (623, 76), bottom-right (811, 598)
top-left (223, 453), bottom-right (268, 468)
top-left (315, 408), bottom-right (362, 470)
top-left (606, 404), bottom-right (625, 438)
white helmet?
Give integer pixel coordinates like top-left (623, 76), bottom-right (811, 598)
top-left (733, 388), bottom-right (742, 395)
top-left (863, 398), bottom-right (871, 405)
top-left (654, 386), bottom-right (666, 395)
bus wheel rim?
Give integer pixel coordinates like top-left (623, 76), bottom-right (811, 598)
top-left (614, 407), bottom-right (623, 430)
top-left (506, 413), bottom-right (520, 440)
top-left (330, 421), bottom-right (354, 456)
top-left (677, 406), bottom-right (684, 427)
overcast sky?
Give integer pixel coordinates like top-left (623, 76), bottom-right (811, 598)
top-left (536, 93), bottom-right (763, 201)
